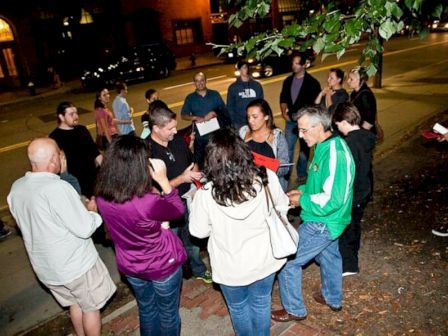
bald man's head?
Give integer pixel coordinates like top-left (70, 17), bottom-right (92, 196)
top-left (27, 138), bottom-right (61, 173)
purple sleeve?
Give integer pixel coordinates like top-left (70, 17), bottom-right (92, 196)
top-left (142, 189), bottom-right (185, 222)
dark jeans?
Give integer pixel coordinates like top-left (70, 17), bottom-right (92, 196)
top-left (338, 201), bottom-right (367, 273)
top-left (193, 135), bottom-right (209, 170)
top-left (126, 267), bottom-right (182, 336)
top-left (171, 204), bottom-right (207, 277)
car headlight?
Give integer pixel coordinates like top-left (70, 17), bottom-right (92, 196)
top-left (228, 52), bottom-right (234, 58)
top-left (248, 58), bottom-right (255, 64)
top-left (252, 71), bottom-right (260, 78)
top-left (432, 23), bottom-right (438, 29)
top-left (444, 23), bottom-right (448, 28)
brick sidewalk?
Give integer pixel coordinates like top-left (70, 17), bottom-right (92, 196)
top-left (102, 275), bottom-right (332, 336)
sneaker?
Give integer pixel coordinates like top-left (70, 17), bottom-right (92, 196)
top-left (432, 227), bottom-right (448, 237)
top-left (342, 271), bottom-right (358, 277)
top-left (0, 227), bottom-right (11, 240)
top-left (193, 270), bottom-right (213, 284)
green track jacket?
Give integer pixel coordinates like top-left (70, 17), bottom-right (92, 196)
top-left (298, 134), bottom-right (355, 240)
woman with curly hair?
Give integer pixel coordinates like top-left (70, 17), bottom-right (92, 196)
top-left (189, 128), bottom-right (289, 336)
top-left (95, 135), bottom-right (187, 336)
top-left (239, 98), bottom-right (290, 190)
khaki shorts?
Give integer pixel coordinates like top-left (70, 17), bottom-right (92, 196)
top-left (47, 257), bottom-right (116, 311)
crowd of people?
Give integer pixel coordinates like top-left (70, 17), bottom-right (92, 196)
top-left (7, 50), bottom-right (394, 336)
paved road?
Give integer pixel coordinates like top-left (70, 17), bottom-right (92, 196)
top-left (0, 35), bottom-right (447, 211)
top-left (0, 33), bottom-right (448, 335)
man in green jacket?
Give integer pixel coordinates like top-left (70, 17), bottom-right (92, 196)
top-left (271, 106), bottom-right (355, 322)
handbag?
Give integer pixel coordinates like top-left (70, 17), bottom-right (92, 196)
top-left (375, 118), bottom-right (384, 143)
top-left (265, 184), bottom-right (299, 259)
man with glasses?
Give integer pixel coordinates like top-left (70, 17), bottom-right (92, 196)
top-left (271, 106), bottom-right (355, 322)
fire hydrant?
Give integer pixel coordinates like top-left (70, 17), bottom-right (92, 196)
top-left (28, 81), bottom-right (36, 96)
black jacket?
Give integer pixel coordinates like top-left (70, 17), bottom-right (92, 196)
top-left (280, 72), bottom-right (321, 120)
top-left (344, 129), bottom-right (376, 205)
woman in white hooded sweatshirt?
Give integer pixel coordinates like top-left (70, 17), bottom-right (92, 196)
top-left (189, 128), bottom-right (289, 336)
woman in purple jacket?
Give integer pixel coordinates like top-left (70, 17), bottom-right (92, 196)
top-left (95, 135), bottom-right (186, 336)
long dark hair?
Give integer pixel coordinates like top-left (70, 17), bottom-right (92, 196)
top-left (204, 128), bottom-right (267, 206)
top-left (95, 135), bottom-right (152, 203)
top-left (246, 98), bottom-right (276, 130)
top-left (94, 88), bottom-right (107, 109)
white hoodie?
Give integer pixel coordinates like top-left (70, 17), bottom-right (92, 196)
top-left (189, 169), bottom-right (289, 286)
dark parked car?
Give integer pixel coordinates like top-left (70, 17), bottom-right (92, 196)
top-left (81, 43), bottom-right (176, 90)
top-left (430, 20), bottom-right (448, 32)
top-left (235, 49), bottom-right (316, 79)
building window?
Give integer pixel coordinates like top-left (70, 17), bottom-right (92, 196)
top-left (173, 19), bottom-right (202, 46)
top-left (278, 0), bottom-right (300, 13)
top-left (3, 48), bottom-right (17, 77)
top-left (0, 18), bottom-right (14, 42)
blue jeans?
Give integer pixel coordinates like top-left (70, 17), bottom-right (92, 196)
top-left (278, 221), bottom-right (342, 317)
top-left (172, 204), bottom-right (207, 277)
top-left (284, 120), bottom-right (309, 179)
top-left (126, 267), bottom-right (183, 336)
top-left (220, 273), bottom-right (275, 336)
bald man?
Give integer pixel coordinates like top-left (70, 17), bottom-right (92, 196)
top-left (181, 71), bottom-right (228, 169)
top-left (7, 138), bottom-right (116, 336)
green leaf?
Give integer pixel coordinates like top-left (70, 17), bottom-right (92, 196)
top-left (366, 64), bottom-right (377, 76)
top-left (379, 21), bottom-right (395, 40)
top-left (321, 53), bottom-right (331, 62)
top-left (336, 48), bottom-right (346, 60)
top-left (432, 4), bottom-right (443, 18)
top-left (257, 2), bottom-right (271, 17)
top-left (278, 38), bottom-right (294, 48)
top-left (419, 27), bottom-right (429, 39)
top-left (313, 38), bottom-right (325, 54)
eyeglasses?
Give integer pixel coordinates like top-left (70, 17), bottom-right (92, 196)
top-left (298, 125), bottom-right (316, 134)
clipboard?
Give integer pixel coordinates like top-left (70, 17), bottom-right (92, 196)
top-left (195, 117), bottom-right (220, 136)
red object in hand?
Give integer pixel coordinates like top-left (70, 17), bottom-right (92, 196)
top-left (193, 179), bottom-right (203, 189)
top-left (421, 130), bottom-right (440, 139)
top-left (252, 151), bottom-right (280, 173)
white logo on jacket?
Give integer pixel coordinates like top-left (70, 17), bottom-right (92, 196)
top-left (239, 88), bottom-right (257, 99)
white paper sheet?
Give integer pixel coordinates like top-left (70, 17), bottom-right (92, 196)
top-left (196, 117), bottom-right (220, 136)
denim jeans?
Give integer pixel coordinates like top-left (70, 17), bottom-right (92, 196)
top-left (284, 120), bottom-right (309, 179)
top-left (172, 204), bottom-right (207, 277)
top-left (126, 267), bottom-right (183, 336)
top-left (278, 221), bottom-right (342, 317)
top-left (220, 273), bottom-right (275, 336)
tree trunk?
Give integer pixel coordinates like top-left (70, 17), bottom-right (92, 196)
top-left (373, 36), bottom-right (384, 88)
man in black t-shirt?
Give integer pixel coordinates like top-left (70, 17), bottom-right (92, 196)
top-left (49, 102), bottom-right (102, 198)
top-left (147, 104), bottom-right (212, 284)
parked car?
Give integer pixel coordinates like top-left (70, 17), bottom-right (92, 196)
top-left (235, 49), bottom-right (316, 78)
top-left (81, 43), bottom-right (176, 90)
top-left (430, 20), bottom-right (448, 32)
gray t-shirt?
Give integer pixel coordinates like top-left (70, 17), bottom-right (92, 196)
top-left (290, 76), bottom-right (304, 104)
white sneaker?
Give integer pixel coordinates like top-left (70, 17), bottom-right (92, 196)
top-left (342, 271), bottom-right (358, 277)
top-left (432, 227), bottom-right (448, 237)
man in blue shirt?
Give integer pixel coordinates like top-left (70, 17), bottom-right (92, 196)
top-left (112, 82), bottom-right (135, 135)
top-left (181, 72), bottom-right (228, 169)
